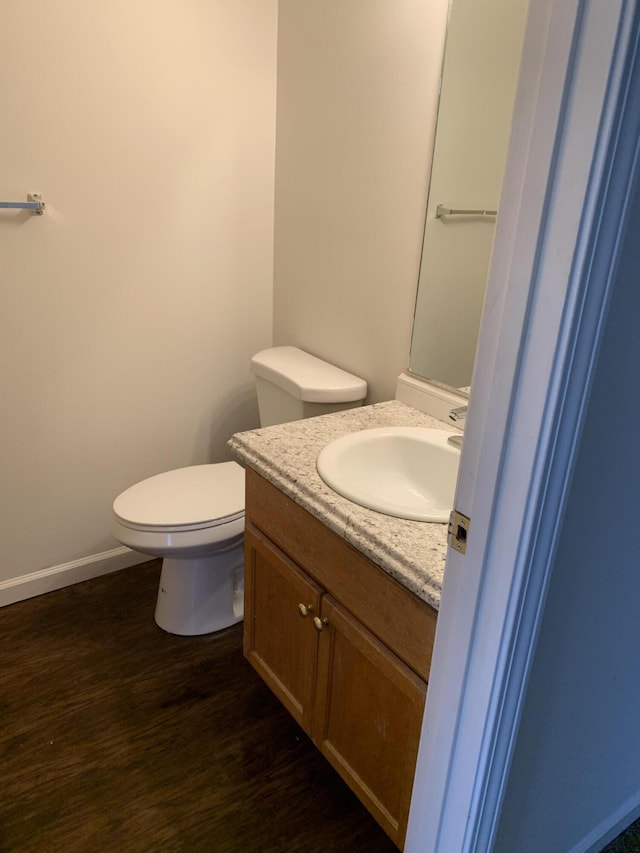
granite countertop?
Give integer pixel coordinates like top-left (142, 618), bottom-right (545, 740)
top-left (228, 400), bottom-right (460, 611)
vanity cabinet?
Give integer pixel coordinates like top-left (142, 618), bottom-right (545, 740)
top-left (243, 468), bottom-right (438, 849)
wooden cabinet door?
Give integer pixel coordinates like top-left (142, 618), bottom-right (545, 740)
top-left (243, 524), bottom-right (322, 735)
top-left (313, 596), bottom-right (427, 849)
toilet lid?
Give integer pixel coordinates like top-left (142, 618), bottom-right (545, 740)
top-left (113, 462), bottom-right (245, 529)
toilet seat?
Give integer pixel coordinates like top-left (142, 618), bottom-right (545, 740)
top-left (113, 461), bottom-right (245, 533)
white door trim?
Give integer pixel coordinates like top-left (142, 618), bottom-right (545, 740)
top-left (406, 1), bottom-right (640, 850)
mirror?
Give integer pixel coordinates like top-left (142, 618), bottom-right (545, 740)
top-left (409, 0), bottom-right (529, 393)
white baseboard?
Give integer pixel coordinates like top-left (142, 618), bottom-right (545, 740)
top-left (578, 793), bottom-right (640, 853)
top-left (0, 547), bottom-right (153, 608)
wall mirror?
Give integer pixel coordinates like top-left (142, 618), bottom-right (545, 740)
top-left (409, 0), bottom-right (529, 393)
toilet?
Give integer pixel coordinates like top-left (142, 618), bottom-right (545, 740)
top-left (111, 347), bottom-right (367, 636)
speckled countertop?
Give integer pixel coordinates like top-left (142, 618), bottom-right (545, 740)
top-left (228, 400), bottom-right (461, 611)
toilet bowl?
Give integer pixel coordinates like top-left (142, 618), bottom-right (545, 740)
top-left (112, 462), bottom-right (245, 635)
top-left (112, 347), bottom-right (367, 636)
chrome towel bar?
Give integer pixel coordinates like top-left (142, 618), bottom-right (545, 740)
top-left (0, 193), bottom-right (45, 215)
top-left (436, 204), bottom-right (497, 219)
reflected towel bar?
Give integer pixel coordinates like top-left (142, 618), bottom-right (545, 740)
top-left (436, 204), bottom-right (497, 219)
top-left (0, 193), bottom-right (45, 215)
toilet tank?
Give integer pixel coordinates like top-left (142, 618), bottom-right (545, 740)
top-left (250, 347), bottom-right (367, 427)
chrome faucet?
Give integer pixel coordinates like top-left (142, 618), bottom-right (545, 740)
top-left (448, 405), bottom-right (467, 450)
top-left (448, 405), bottom-right (468, 424)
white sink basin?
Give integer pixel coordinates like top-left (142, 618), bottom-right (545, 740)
top-left (316, 427), bottom-right (460, 522)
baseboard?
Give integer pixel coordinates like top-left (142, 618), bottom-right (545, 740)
top-left (0, 547), bottom-right (153, 608)
top-left (574, 792), bottom-right (640, 853)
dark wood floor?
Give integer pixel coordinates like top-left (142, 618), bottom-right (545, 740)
top-left (605, 824), bottom-right (640, 853)
top-left (3, 562), bottom-right (639, 853)
top-left (0, 561), bottom-right (397, 853)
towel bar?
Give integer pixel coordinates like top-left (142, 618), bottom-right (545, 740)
top-left (436, 204), bottom-right (497, 219)
top-left (0, 193), bottom-right (45, 215)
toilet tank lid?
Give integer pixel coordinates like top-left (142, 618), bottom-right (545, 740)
top-left (250, 347), bottom-right (367, 403)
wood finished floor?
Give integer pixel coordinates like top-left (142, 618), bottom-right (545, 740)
top-left (3, 562), bottom-right (639, 852)
top-left (0, 560), bottom-right (397, 853)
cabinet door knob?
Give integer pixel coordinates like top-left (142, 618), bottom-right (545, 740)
top-left (313, 616), bottom-right (329, 632)
top-left (298, 603), bottom-right (313, 618)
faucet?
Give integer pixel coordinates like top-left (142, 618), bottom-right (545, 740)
top-left (449, 405), bottom-right (468, 424)
top-left (447, 405), bottom-right (467, 450)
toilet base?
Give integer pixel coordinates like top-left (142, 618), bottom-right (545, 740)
top-left (154, 544), bottom-right (244, 636)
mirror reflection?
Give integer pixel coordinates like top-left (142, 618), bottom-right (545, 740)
top-left (409, 0), bottom-right (529, 392)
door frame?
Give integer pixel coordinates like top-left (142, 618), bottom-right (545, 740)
top-left (406, 1), bottom-right (640, 850)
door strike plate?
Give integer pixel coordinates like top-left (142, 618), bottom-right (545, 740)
top-left (448, 510), bottom-right (470, 554)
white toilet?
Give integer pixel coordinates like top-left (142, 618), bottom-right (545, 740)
top-left (112, 347), bottom-right (367, 636)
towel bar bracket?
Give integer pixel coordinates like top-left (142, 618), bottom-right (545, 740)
top-left (0, 193), bottom-right (45, 215)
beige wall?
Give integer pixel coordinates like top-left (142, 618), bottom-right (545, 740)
top-left (1, 1), bottom-right (448, 598)
top-left (273, 0), bottom-right (449, 402)
top-left (0, 2), bottom-right (277, 590)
